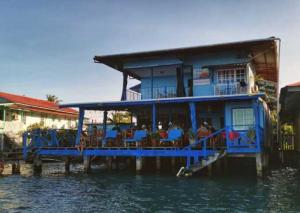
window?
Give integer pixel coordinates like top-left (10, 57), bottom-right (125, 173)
top-left (217, 68), bottom-right (246, 84)
top-left (232, 108), bottom-right (254, 130)
top-left (0, 109), bottom-right (3, 121)
top-left (21, 112), bottom-right (26, 124)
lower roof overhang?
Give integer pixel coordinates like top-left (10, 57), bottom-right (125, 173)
top-left (60, 94), bottom-right (264, 111)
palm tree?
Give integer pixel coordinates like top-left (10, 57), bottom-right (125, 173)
top-left (46, 94), bottom-right (61, 104)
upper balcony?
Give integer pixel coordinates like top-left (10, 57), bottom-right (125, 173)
top-left (126, 86), bottom-right (190, 101)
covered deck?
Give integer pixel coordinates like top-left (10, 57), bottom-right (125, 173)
top-left (22, 94), bottom-right (264, 175)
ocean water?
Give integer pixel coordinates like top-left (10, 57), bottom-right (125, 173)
top-left (0, 163), bottom-right (300, 213)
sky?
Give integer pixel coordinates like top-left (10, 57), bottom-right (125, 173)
top-left (0, 0), bottom-right (300, 104)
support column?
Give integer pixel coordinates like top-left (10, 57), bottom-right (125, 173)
top-left (65, 157), bottom-right (70, 173)
top-left (256, 153), bottom-right (263, 177)
top-left (136, 157), bottom-right (142, 173)
top-left (121, 72), bottom-right (128, 101)
top-left (189, 102), bottom-right (197, 133)
top-left (151, 67), bottom-right (154, 99)
top-left (171, 157), bottom-right (176, 170)
top-left (75, 108), bottom-right (85, 146)
top-left (0, 107), bottom-right (6, 152)
top-left (33, 156), bottom-right (42, 174)
top-left (83, 156), bottom-right (91, 173)
top-left (0, 133), bottom-right (4, 152)
top-left (112, 156), bottom-right (117, 170)
top-left (152, 104), bottom-right (156, 132)
top-left (156, 156), bottom-right (161, 170)
top-left (12, 161), bottom-right (20, 175)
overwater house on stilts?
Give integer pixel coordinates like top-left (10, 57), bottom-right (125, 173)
top-left (22, 37), bottom-right (280, 176)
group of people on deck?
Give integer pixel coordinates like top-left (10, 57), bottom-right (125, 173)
top-left (78, 120), bottom-right (219, 148)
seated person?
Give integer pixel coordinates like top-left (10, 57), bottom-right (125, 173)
top-left (197, 121), bottom-right (210, 138)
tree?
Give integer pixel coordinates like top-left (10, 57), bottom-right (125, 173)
top-left (46, 94), bottom-right (61, 104)
top-left (108, 112), bottom-right (131, 124)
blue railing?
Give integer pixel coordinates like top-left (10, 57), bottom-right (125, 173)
top-left (214, 83), bottom-right (248, 95)
top-left (141, 86), bottom-right (190, 99)
top-left (22, 126), bottom-right (262, 161)
top-left (23, 129), bottom-right (76, 159)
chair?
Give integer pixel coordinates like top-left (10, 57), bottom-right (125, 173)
top-left (102, 130), bottom-right (118, 147)
top-left (160, 129), bottom-right (183, 146)
top-left (123, 130), bottom-right (148, 147)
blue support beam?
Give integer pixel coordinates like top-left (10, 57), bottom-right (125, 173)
top-left (75, 108), bottom-right (85, 145)
top-left (253, 98), bottom-right (261, 152)
top-left (189, 102), bottom-right (197, 133)
top-left (152, 104), bottom-right (156, 131)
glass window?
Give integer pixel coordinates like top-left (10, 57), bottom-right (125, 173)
top-left (217, 68), bottom-right (246, 84)
top-left (232, 108), bottom-right (254, 130)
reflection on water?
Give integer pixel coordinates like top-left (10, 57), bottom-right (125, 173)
top-left (0, 163), bottom-right (300, 212)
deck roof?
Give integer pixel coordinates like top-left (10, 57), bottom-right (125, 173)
top-left (60, 93), bottom-right (264, 111)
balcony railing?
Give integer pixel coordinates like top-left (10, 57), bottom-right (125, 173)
top-left (214, 83), bottom-right (248, 95)
top-left (126, 90), bottom-right (142, 101)
top-left (141, 86), bottom-right (190, 99)
top-left (127, 86), bottom-right (191, 100)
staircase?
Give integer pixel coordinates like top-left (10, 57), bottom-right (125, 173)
top-left (177, 128), bottom-right (227, 177)
top-left (177, 151), bottom-right (226, 177)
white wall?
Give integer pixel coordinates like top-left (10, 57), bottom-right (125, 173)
top-left (2, 109), bottom-right (77, 144)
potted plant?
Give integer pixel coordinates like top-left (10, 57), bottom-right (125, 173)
top-left (150, 132), bottom-right (160, 147)
top-left (187, 128), bottom-right (196, 145)
top-left (246, 128), bottom-right (256, 145)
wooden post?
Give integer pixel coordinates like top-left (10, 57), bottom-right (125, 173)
top-left (136, 157), bottom-right (142, 173)
top-left (171, 157), bottom-right (176, 169)
top-left (33, 156), bottom-right (42, 174)
top-left (256, 153), bottom-right (263, 177)
top-left (107, 157), bottom-right (112, 170)
top-left (156, 156), bottom-right (161, 170)
top-left (112, 156), bottom-right (117, 170)
top-left (65, 157), bottom-right (70, 173)
top-left (12, 161), bottom-right (20, 175)
top-left (83, 156), bottom-right (91, 173)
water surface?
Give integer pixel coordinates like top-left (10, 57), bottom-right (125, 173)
top-left (0, 163), bottom-right (300, 212)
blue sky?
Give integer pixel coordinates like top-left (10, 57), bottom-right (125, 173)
top-left (0, 0), bottom-right (299, 103)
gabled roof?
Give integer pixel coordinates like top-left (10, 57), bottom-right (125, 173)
top-left (0, 92), bottom-right (78, 118)
top-left (94, 37), bottom-right (280, 82)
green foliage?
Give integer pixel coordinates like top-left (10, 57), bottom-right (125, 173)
top-left (246, 128), bottom-right (256, 140)
top-left (149, 132), bottom-right (160, 140)
top-left (108, 112), bottom-right (131, 124)
top-left (281, 124), bottom-right (294, 135)
top-left (46, 94), bottom-right (61, 104)
top-left (26, 122), bottom-right (49, 131)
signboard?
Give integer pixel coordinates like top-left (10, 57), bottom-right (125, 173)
top-left (193, 68), bottom-right (210, 85)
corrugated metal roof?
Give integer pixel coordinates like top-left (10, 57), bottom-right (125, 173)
top-left (0, 91), bottom-right (78, 117)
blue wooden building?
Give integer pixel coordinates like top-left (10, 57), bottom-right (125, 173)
top-left (23, 37), bottom-right (280, 176)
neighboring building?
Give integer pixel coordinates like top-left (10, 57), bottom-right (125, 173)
top-left (0, 92), bottom-right (78, 144)
top-left (279, 82), bottom-right (300, 153)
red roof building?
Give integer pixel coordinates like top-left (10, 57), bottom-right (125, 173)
top-left (0, 92), bottom-right (78, 118)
